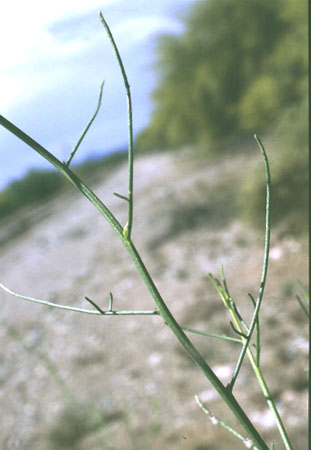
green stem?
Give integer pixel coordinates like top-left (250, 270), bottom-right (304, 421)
top-left (66, 80), bottom-right (105, 166)
top-left (212, 279), bottom-right (293, 450)
top-left (195, 395), bottom-right (256, 448)
top-left (238, 320), bottom-right (292, 450)
top-left (99, 13), bottom-right (134, 239)
top-left (122, 238), bottom-right (269, 450)
top-left (182, 326), bottom-right (241, 343)
top-left (296, 295), bottom-right (309, 318)
top-left (229, 135), bottom-right (271, 389)
top-left (0, 281), bottom-right (160, 316)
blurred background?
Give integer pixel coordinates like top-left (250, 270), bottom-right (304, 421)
top-left (0, 1), bottom-right (308, 449)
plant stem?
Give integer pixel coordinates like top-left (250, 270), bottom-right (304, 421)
top-left (230, 134), bottom-right (271, 388)
top-left (122, 237), bottom-right (269, 450)
top-left (195, 395), bottom-right (256, 448)
top-left (226, 294), bottom-right (293, 450)
top-left (182, 326), bottom-right (241, 343)
top-left (66, 80), bottom-right (105, 167)
top-left (0, 281), bottom-right (160, 316)
top-left (210, 271), bottom-right (293, 449)
top-left (99, 13), bottom-right (134, 239)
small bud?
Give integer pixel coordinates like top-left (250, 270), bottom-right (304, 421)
top-left (123, 222), bottom-right (129, 239)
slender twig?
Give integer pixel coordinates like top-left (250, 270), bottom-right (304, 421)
top-left (248, 293), bottom-right (261, 366)
top-left (220, 266), bottom-right (248, 333)
top-left (221, 264), bottom-right (230, 296)
top-left (210, 136), bottom-right (293, 449)
top-left (85, 296), bottom-right (106, 314)
top-left (182, 326), bottom-right (241, 343)
top-left (229, 321), bottom-right (248, 339)
top-left (113, 192), bottom-right (129, 202)
top-left (195, 395), bottom-right (257, 449)
top-left (108, 292), bottom-right (114, 312)
top-left (66, 80), bottom-right (105, 167)
top-left (296, 295), bottom-right (309, 318)
top-left (295, 281), bottom-right (309, 318)
top-left (0, 282), bottom-right (159, 316)
top-left (229, 134), bottom-right (271, 389)
top-left (231, 299), bottom-right (249, 333)
top-left (99, 12), bottom-right (134, 240)
top-left (297, 280), bottom-right (309, 300)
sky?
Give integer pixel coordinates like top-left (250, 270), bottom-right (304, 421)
top-left (0, 0), bottom-right (195, 189)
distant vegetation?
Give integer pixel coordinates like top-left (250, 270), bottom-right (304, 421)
top-left (137, 0), bottom-right (306, 151)
top-left (136, 0), bottom-right (307, 235)
top-left (0, 169), bottom-right (66, 220)
top-left (73, 149), bottom-right (127, 181)
top-left (240, 99), bottom-right (308, 236)
top-left (0, 150), bottom-right (127, 221)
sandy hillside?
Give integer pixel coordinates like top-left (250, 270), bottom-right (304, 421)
top-left (0, 146), bottom-right (308, 450)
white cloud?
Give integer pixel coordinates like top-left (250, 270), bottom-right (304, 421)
top-left (0, 1), bottom-right (113, 111)
top-left (0, 1), bottom-right (116, 68)
top-left (113, 15), bottom-right (183, 46)
top-left (0, 3), bottom-right (183, 113)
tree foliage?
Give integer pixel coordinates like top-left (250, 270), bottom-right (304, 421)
top-left (137, 0), bottom-right (307, 152)
top-left (0, 169), bottom-right (65, 220)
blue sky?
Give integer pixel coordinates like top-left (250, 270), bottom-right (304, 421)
top-left (0, 0), bottom-right (195, 189)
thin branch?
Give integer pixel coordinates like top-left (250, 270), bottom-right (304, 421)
top-left (182, 326), bottom-right (241, 343)
top-left (66, 80), bottom-right (105, 166)
top-left (221, 264), bottom-right (230, 297)
top-left (209, 273), bottom-right (231, 310)
top-left (108, 292), bottom-right (114, 312)
top-left (221, 266), bottom-right (249, 333)
top-left (0, 282), bottom-right (160, 316)
top-left (229, 134), bottom-right (271, 389)
top-left (113, 192), bottom-right (130, 202)
top-left (230, 299), bottom-right (249, 333)
top-left (297, 280), bottom-right (309, 299)
top-left (195, 395), bottom-right (257, 449)
top-left (248, 293), bottom-right (261, 366)
top-left (85, 296), bottom-right (106, 314)
top-left (223, 137), bottom-right (293, 450)
top-left (295, 282), bottom-right (309, 318)
top-left (296, 294), bottom-right (309, 318)
top-left (229, 321), bottom-right (248, 339)
top-left (99, 12), bottom-right (134, 240)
